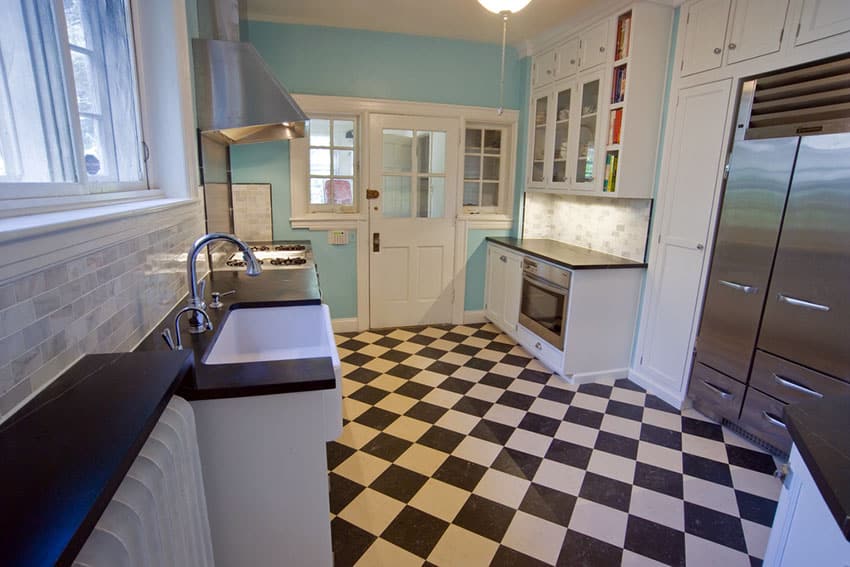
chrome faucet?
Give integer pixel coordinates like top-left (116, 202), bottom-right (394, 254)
top-left (162, 306), bottom-right (214, 350)
top-left (186, 232), bottom-right (262, 333)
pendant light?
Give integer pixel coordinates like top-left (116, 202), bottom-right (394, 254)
top-left (478, 0), bottom-right (533, 115)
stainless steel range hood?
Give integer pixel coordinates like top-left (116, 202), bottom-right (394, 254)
top-left (193, 0), bottom-right (308, 144)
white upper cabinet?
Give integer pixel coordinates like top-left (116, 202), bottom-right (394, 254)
top-left (726, 0), bottom-right (790, 64)
top-left (681, 0), bottom-right (732, 77)
top-left (532, 49), bottom-right (557, 88)
top-left (554, 38), bottom-right (580, 79)
top-left (579, 21), bottom-right (610, 69)
top-left (794, 0), bottom-right (850, 45)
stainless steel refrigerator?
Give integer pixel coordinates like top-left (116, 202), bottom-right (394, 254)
top-left (689, 58), bottom-right (850, 455)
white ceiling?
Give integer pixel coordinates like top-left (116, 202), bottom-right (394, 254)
top-left (244, 0), bottom-right (598, 45)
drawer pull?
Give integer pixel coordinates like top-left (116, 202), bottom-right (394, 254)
top-left (535, 342), bottom-right (542, 351)
top-left (500, 255), bottom-right (507, 263)
top-left (762, 411), bottom-right (787, 429)
top-left (773, 373), bottom-right (823, 398)
top-left (777, 294), bottom-right (830, 312)
top-left (719, 280), bottom-right (758, 294)
top-left (702, 380), bottom-right (732, 399)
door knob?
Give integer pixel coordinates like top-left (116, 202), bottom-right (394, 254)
top-left (366, 189), bottom-right (380, 200)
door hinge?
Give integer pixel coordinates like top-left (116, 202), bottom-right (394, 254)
top-left (686, 12), bottom-right (690, 25)
top-left (723, 159), bottom-right (731, 179)
top-left (657, 233), bottom-right (661, 244)
top-left (796, 23), bottom-right (801, 38)
top-left (779, 28), bottom-right (784, 44)
top-left (640, 355), bottom-right (644, 365)
top-left (680, 59), bottom-right (684, 71)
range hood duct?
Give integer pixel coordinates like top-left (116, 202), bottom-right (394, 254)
top-left (193, 0), bottom-right (308, 144)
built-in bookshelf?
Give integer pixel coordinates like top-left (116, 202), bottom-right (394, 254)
top-left (604, 10), bottom-right (631, 193)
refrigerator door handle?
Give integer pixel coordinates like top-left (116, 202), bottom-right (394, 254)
top-left (777, 293), bottom-right (831, 312)
top-left (719, 280), bottom-right (759, 294)
top-left (773, 373), bottom-right (824, 398)
top-left (702, 380), bottom-right (733, 399)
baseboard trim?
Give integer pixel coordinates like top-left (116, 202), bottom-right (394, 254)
top-left (568, 367), bottom-right (630, 386)
top-left (332, 318), bottom-right (359, 333)
top-left (627, 368), bottom-right (685, 410)
top-left (463, 310), bottom-right (487, 325)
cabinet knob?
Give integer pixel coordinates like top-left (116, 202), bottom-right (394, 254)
top-left (535, 342), bottom-right (542, 350)
top-left (599, 46), bottom-right (605, 52)
top-left (696, 243), bottom-right (705, 250)
top-left (728, 42), bottom-right (737, 50)
top-left (500, 255), bottom-right (507, 263)
top-left (546, 69), bottom-right (552, 75)
top-left (713, 47), bottom-right (722, 54)
top-left (570, 59), bottom-right (576, 64)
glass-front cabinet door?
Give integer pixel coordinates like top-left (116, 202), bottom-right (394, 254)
top-left (529, 92), bottom-right (549, 186)
top-left (549, 80), bottom-right (575, 188)
top-left (572, 70), bottom-right (604, 191)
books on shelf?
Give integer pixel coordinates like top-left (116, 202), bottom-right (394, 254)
top-left (615, 11), bottom-right (632, 61)
top-left (611, 65), bottom-right (627, 104)
top-left (608, 108), bottom-right (623, 146)
top-left (603, 152), bottom-right (618, 193)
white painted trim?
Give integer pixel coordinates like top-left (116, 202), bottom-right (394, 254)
top-left (290, 218), bottom-right (363, 230)
top-left (462, 219), bottom-right (513, 230)
top-left (463, 310), bottom-right (487, 325)
top-left (628, 368), bottom-right (685, 409)
top-left (332, 317), bottom-right (359, 333)
top-left (356, 219), bottom-right (369, 331)
top-left (453, 220), bottom-right (469, 325)
top-left (568, 367), bottom-right (630, 386)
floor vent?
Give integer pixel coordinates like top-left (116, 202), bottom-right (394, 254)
top-left (722, 418), bottom-right (788, 460)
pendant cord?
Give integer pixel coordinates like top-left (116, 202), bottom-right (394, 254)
top-left (498, 12), bottom-right (508, 116)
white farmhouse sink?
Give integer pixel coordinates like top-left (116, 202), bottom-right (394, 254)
top-left (204, 304), bottom-right (337, 365)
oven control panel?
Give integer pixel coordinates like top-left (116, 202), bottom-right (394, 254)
top-left (522, 258), bottom-right (572, 289)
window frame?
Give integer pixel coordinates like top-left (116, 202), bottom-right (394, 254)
top-left (461, 123), bottom-right (512, 216)
top-left (306, 115), bottom-right (359, 214)
top-left (0, 0), bottom-right (151, 207)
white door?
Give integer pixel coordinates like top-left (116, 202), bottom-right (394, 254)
top-left (368, 114), bottom-right (459, 328)
top-left (795, 0), bottom-right (850, 45)
top-left (726, 0), bottom-right (790, 64)
top-left (635, 79), bottom-right (733, 401)
top-left (681, 0), bottom-right (732, 77)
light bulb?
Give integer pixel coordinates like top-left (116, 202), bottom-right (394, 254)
top-left (477, 0), bottom-right (532, 14)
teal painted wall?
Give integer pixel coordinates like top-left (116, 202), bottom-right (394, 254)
top-left (229, 21), bottom-right (526, 319)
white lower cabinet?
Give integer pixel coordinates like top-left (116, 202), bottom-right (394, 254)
top-left (485, 244), bottom-right (523, 337)
top-left (763, 445), bottom-right (850, 566)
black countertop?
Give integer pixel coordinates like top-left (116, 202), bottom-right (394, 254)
top-left (0, 351), bottom-right (193, 567)
top-left (784, 395), bottom-right (850, 541)
top-left (486, 237), bottom-right (647, 270)
top-left (136, 267), bottom-right (336, 400)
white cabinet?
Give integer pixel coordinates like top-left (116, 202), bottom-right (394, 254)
top-left (726, 0), bottom-right (790, 64)
top-left (633, 79), bottom-right (734, 404)
top-left (554, 38), bottom-right (580, 79)
top-left (681, 0), bottom-right (732, 76)
top-left (579, 21), bottom-right (609, 70)
top-left (532, 49), bottom-right (558, 88)
top-left (485, 244), bottom-right (522, 336)
top-left (794, 0), bottom-right (850, 46)
top-left (572, 69), bottom-right (605, 191)
top-left (763, 445), bottom-right (850, 566)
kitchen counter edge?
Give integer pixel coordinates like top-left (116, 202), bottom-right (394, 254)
top-left (486, 237), bottom-right (647, 270)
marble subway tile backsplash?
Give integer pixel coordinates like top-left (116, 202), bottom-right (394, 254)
top-left (523, 192), bottom-right (652, 262)
top-left (0, 207), bottom-right (205, 418)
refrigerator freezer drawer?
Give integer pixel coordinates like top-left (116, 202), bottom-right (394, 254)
top-left (739, 388), bottom-right (792, 454)
top-left (750, 350), bottom-right (850, 405)
top-left (688, 363), bottom-right (746, 423)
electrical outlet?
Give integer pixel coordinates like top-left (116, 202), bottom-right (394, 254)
top-left (328, 230), bottom-right (349, 245)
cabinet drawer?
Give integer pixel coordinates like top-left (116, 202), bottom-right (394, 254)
top-left (517, 324), bottom-right (563, 374)
top-left (751, 350), bottom-right (850, 405)
top-left (688, 363), bottom-right (746, 422)
top-left (739, 388), bottom-right (792, 454)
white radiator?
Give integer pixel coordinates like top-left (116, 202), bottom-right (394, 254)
top-left (73, 396), bottom-right (215, 567)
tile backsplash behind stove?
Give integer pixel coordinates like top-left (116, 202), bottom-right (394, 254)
top-left (523, 192), bottom-right (652, 262)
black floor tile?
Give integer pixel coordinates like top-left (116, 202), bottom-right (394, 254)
top-left (683, 453), bottom-right (733, 487)
top-left (360, 432), bottom-right (412, 462)
top-left (329, 473), bottom-right (365, 515)
top-left (684, 501), bottom-right (748, 553)
top-left (682, 415), bottom-right (725, 441)
top-left (579, 472), bottom-right (632, 513)
top-left (409, 334), bottom-right (437, 346)
top-left (438, 376), bottom-right (475, 394)
top-left (517, 368), bottom-right (551, 384)
top-left (467, 357), bottom-right (497, 371)
top-left (417, 425), bottom-right (465, 453)
top-left (605, 400), bottom-right (644, 422)
top-left (374, 336), bottom-right (402, 349)
top-left (480, 372), bottom-right (513, 389)
top-left (564, 406), bottom-right (605, 429)
top-left (442, 331), bottom-right (467, 343)
top-left (427, 360), bottom-right (461, 375)
top-left (387, 363), bottom-right (420, 379)
top-left (354, 407), bottom-right (400, 430)
top-left (539, 385), bottom-right (574, 405)
top-left (518, 412), bottom-right (561, 436)
top-left (381, 506), bottom-right (449, 558)
top-left (557, 530), bottom-right (623, 567)
top-left (594, 431), bottom-right (639, 460)
top-left (349, 384), bottom-right (392, 405)
top-left (484, 341), bottom-right (513, 353)
top-left (379, 349), bottom-right (411, 363)
top-left (519, 483), bottom-right (577, 527)
top-left (735, 490), bottom-right (778, 527)
top-left (452, 343), bottom-right (480, 356)
top-left (727, 445), bottom-right (777, 475)
top-left (342, 352), bottom-right (374, 366)
top-left (614, 378), bottom-right (645, 392)
top-left (327, 441), bottom-right (356, 470)
top-left (502, 353), bottom-right (533, 367)
top-left (331, 517), bottom-right (375, 567)
top-left (453, 494), bottom-right (516, 542)
top-left (418, 346), bottom-right (448, 360)
top-left (395, 381), bottom-right (432, 400)
top-left (645, 394), bottom-right (679, 414)
top-left (469, 419), bottom-right (516, 445)
top-left (491, 546), bottom-right (551, 567)
top-left (624, 515), bottom-right (686, 566)
top-left (433, 455), bottom-right (487, 491)
top-left (640, 423), bottom-right (683, 451)
top-left (472, 329), bottom-right (498, 340)
top-left (491, 447), bottom-right (543, 480)
top-left (545, 439), bottom-right (593, 469)
top-left (452, 395), bottom-right (494, 417)
top-left (497, 390), bottom-right (535, 410)
top-left (405, 401), bottom-right (449, 424)
top-left (346, 367), bottom-right (380, 384)
top-left (337, 339), bottom-right (368, 351)
top-left (370, 464), bottom-right (429, 503)
top-left (577, 382), bottom-right (613, 399)
top-left (634, 461), bottom-right (684, 500)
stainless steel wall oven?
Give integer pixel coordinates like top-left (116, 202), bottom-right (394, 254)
top-left (519, 258), bottom-right (571, 349)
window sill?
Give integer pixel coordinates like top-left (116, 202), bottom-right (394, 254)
top-left (457, 215), bottom-right (513, 229)
top-left (290, 215), bottom-right (366, 230)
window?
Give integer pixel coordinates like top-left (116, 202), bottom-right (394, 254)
top-left (462, 125), bottom-right (508, 213)
top-left (308, 117), bottom-right (357, 212)
top-left (0, 0), bottom-right (146, 196)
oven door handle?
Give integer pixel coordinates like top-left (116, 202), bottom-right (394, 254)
top-left (523, 272), bottom-right (570, 295)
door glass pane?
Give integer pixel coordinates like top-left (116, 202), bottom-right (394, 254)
top-left (382, 175), bottom-right (411, 217)
top-left (417, 176), bottom-right (445, 218)
top-left (531, 95), bottom-right (547, 183)
top-left (464, 155), bottom-right (481, 179)
top-left (333, 120), bottom-right (355, 147)
top-left (580, 80), bottom-right (599, 116)
top-left (576, 79), bottom-right (599, 183)
top-left (482, 183), bottom-right (499, 206)
top-left (310, 119), bottom-right (331, 146)
top-left (465, 128), bottom-right (482, 152)
top-left (333, 149), bottom-right (354, 176)
top-left (310, 148), bottom-right (331, 175)
top-left (416, 130), bottom-right (446, 174)
top-left (383, 129), bottom-right (413, 172)
top-left (552, 86), bottom-right (570, 182)
top-left (463, 181), bottom-right (480, 206)
top-left (482, 156), bottom-right (499, 181)
top-left (483, 130), bottom-right (501, 154)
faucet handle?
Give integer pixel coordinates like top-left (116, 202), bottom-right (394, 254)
top-left (161, 328), bottom-right (176, 350)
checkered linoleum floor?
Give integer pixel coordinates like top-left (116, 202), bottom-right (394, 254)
top-left (328, 323), bottom-right (782, 567)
